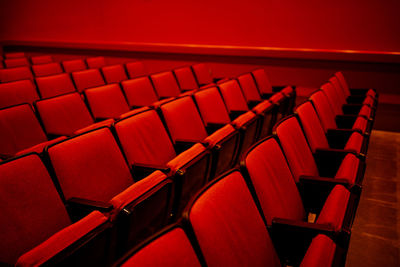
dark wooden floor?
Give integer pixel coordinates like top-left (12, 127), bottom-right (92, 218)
top-left (346, 130), bottom-right (400, 266)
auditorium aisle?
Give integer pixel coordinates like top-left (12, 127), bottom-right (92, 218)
top-left (347, 130), bottom-right (400, 266)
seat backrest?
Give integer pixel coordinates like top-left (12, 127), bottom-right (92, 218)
top-left (0, 153), bottom-right (72, 265)
top-left (47, 127), bottom-right (133, 202)
top-left (187, 170), bottom-right (281, 267)
top-left (32, 62), bottom-right (63, 77)
top-left (309, 91), bottom-right (338, 132)
top-left (62, 59), bottom-right (87, 73)
top-left (274, 116), bottom-right (319, 182)
top-left (86, 56), bottom-right (106, 69)
top-left (35, 92), bottom-right (94, 136)
top-left (334, 71), bottom-right (350, 97)
top-left (115, 109), bottom-right (176, 167)
top-left (101, 64), bottom-right (128, 84)
top-left (174, 66), bottom-right (199, 91)
top-left (328, 76), bottom-right (347, 101)
top-left (218, 80), bottom-right (249, 113)
top-left (159, 96), bottom-right (208, 143)
top-left (4, 57), bottom-right (30, 68)
top-left (295, 101), bottom-right (329, 153)
top-left (151, 71), bottom-right (182, 98)
top-left (31, 55), bottom-right (53, 65)
top-left (242, 137), bottom-right (306, 225)
top-left (121, 77), bottom-right (159, 107)
top-left (191, 63), bottom-right (213, 85)
top-left (251, 69), bottom-right (273, 95)
top-left (320, 83), bottom-right (343, 116)
top-left (0, 80), bottom-right (39, 109)
top-left (4, 52), bottom-right (25, 59)
top-left (0, 67), bottom-right (33, 83)
top-left (84, 84), bottom-right (130, 120)
top-left (72, 69), bottom-right (105, 92)
top-left (125, 61), bottom-right (146, 79)
top-left (193, 86), bottom-right (231, 125)
top-left (0, 104), bottom-right (48, 156)
top-left (237, 73), bottom-right (262, 102)
top-left (36, 73), bottom-right (76, 99)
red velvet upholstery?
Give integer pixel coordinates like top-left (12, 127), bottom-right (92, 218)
top-left (191, 63), bottom-right (213, 86)
top-left (125, 61), bottom-right (146, 79)
top-left (72, 69), bottom-right (105, 92)
top-left (4, 57), bottom-right (30, 68)
top-left (174, 66), bottom-right (199, 91)
top-left (237, 73), bottom-right (262, 103)
top-left (300, 235), bottom-right (337, 267)
top-left (36, 73), bottom-right (76, 99)
top-left (32, 63), bottom-right (63, 77)
top-left (31, 55), bottom-right (53, 65)
top-left (251, 69), bottom-right (273, 96)
top-left (218, 80), bottom-right (249, 113)
top-left (334, 154), bottom-right (360, 185)
top-left (193, 87), bottom-right (231, 125)
top-left (188, 170), bottom-right (281, 267)
top-left (101, 64), bottom-right (128, 84)
top-left (4, 52), bottom-right (25, 59)
top-left (86, 56), bottom-right (106, 69)
top-left (16, 136), bottom-right (66, 156)
top-left (0, 67), bottom-right (33, 83)
top-left (121, 77), bottom-right (158, 107)
top-left (151, 71), bottom-right (182, 98)
top-left (84, 84), bottom-right (130, 120)
top-left (62, 59), bottom-right (87, 73)
top-left (0, 80), bottom-right (39, 109)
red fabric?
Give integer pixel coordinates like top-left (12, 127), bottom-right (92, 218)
top-left (16, 211), bottom-right (107, 267)
top-left (251, 69), bottom-right (273, 95)
top-left (252, 100), bottom-right (274, 115)
top-left (115, 109), bottom-right (177, 167)
top-left (0, 67), bottom-right (34, 83)
top-left (269, 92), bottom-right (285, 104)
top-left (101, 64), bottom-right (128, 84)
top-left (204, 124), bottom-right (236, 147)
top-left (335, 71), bottom-right (351, 97)
top-left (160, 97), bottom-right (208, 143)
top-left (218, 80), bottom-right (249, 113)
top-left (121, 77), bottom-right (158, 107)
top-left (73, 119), bottom-right (114, 135)
top-left (358, 105), bottom-right (372, 118)
top-left (48, 127), bottom-right (133, 202)
top-left (310, 91), bottom-right (337, 132)
top-left (36, 92), bottom-right (95, 136)
top-left (174, 66), bottom-right (199, 91)
top-left (5, 52), bottom-right (25, 59)
top-left (166, 143), bottom-right (207, 171)
top-left (321, 83), bottom-right (344, 116)
top-left (193, 87), bottom-right (231, 125)
top-left (0, 154), bottom-right (71, 265)
top-left (119, 107), bottom-right (150, 120)
top-left (237, 73), bottom-right (262, 102)
top-left (231, 111), bottom-right (256, 128)
top-left (329, 76), bottom-right (348, 102)
top-left (352, 116), bottom-right (368, 133)
top-left (0, 104), bottom-right (49, 156)
top-left (363, 96), bottom-right (375, 107)
top-left (192, 63), bottom-right (213, 85)
top-left (316, 185), bottom-right (350, 231)
top-left (275, 117), bottom-right (319, 182)
top-left (120, 228), bottom-right (201, 267)
top-left (86, 56), bottom-right (106, 69)
top-left (344, 132), bottom-right (364, 153)
top-left (189, 171), bottom-right (281, 267)
top-left (4, 58), bottom-right (30, 68)
top-left (151, 71), bottom-right (182, 98)
top-left (16, 136), bottom-right (66, 156)
top-left (36, 73), bottom-right (76, 99)
top-left (244, 138), bottom-right (306, 225)
top-left (85, 84), bottom-right (130, 119)
top-left (334, 153), bottom-right (360, 185)
top-left (72, 69), bottom-right (105, 92)
top-left (31, 55), bottom-right (53, 65)
top-left (0, 80), bottom-right (39, 109)
top-left (32, 62), bottom-right (63, 77)
top-left (125, 61), bottom-right (146, 79)
top-left (300, 235), bottom-right (336, 267)
top-left (62, 59), bottom-right (87, 73)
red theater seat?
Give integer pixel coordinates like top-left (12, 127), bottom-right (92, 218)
top-left (4, 52), bottom-right (25, 59)
top-left (36, 73), bottom-right (76, 99)
top-left (86, 56), bottom-right (106, 69)
top-left (62, 59), bottom-right (87, 73)
top-left (72, 69), bottom-right (105, 92)
top-left (121, 77), bottom-right (159, 108)
top-left (251, 68), bottom-right (274, 98)
top-left (237, 73), bottom-right (263, 107)
top-left (125, 61), bottom-right (146, 79)
top-left (173, 66), bottom-right (199, 91)
top-left (32, 62), bottom-right (63, 77)
top-left (0, 153), bottom-right (112, 267)
top-left (191, 63), bottom-right (213, 86)
top-left (4, 57), bottom-right (30, 68)
top-left (335, 71), bottom-right (377, 99)
top-left (150, 71), bottom-right (183, 99)
top-left (0, 80), bottom-right (39, 109)
top-left (31, 55), bottom-right (53, 65)
top-left (0, 66), bottom-right (33, 83)
top-left (101, 64), bottom-right (128, 84)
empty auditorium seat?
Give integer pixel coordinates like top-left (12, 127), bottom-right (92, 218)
top-left (84, 84), bottom-right (131, 120)
top-left (125, 61), bottom-right (146, 79)
top-left (191, 63), bottom-right (214, 86)
top-left (72, 69), bottom-right (105, 92)
top-left (32, 62), bottom-right (63, 77)
top-left (237, 73), bottom-right (263, 107)
top-left (36, 73), bottom-right (76, 99)
top-left (86, 56), bottom-right (106, 69)
top-left (0, 153), bottom-right (112, 266)
top-left (31, 55), bottom-right (53, 65)
top-left (0, 66), bottom-right (33, 83)
top-left (0, 104), bottom-right (65, 158)
top-left (0, 80), bottom-right (39, 109)
top-left (251, 68), bottom-right (274, 98)
top-left (46, 127), bottom-right (174, 252)
top-left (173, 66), bottom-right (199, 91)
top-left (121, 77), bottom-right (159, 108)
top-left (4, 52), bottom-right (25, 59)
top-left (4, 57), bottom-right (30, 68)
top-left (62, 59), bottom-right (87, 73)
top-left (35, 92), bottom-right (113, 136)
top-left (218, 79), bottom-right (250, 118)
top-left (150, 71), bottom-right (182, 98)
top-left (101, 64), bottom-right (128, 84)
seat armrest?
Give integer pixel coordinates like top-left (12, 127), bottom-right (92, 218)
top-left (205, 123), bottom-right (225, 135)
top-left (66, 197), bottom-right (112, 221)
top-left (247, 100), bottom-right (262, 109)
top-left (229, 110), bottom-right (246, 120)
top-left (174, 139), bottom-right (202, 154)
top-left (132, 163), bottom-right (170, 181)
